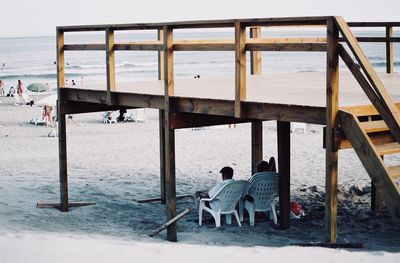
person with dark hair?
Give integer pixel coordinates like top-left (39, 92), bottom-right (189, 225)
top-left (256, 157), bottom-right (276, 173)
top-left (195, 166), bottom-right (235, 209)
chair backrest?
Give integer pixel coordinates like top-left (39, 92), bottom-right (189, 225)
top-left (248, 173), bottom-right (279, 211)
top-left (249, 172), bottom-right (277, 184)
top-left (212, 180), bottom-right (248, 213)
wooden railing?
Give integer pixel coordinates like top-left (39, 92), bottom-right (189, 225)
top-left (56, 17), bottom-right (398, 117)
top-left (56, 16), bottom-right (399, 243)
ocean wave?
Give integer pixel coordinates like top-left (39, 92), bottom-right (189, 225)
top-left (0, 72), bottom-right (85, 79)
top-left (371, 61), bottom-right (400, 67)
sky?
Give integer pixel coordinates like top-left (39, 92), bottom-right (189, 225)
top-left (1, 0), bottom-right (400, 37)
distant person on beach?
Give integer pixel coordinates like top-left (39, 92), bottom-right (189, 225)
top-left (195, 166), bottom-right (234, 209)
top-left (42, 105), bottom-right (53, 126)
top-left (72, 80), bottom-right (76, 86)
top-left (0, 80), bottom-right (5, 96)
top-left (16, 80), bottom-right (34, 106)
top-left (17, 80), bottom-right (24, 98)
top-left (7, 86), bottom-right (15, 97)
top-left (117, 109), bottom-right (127, 122)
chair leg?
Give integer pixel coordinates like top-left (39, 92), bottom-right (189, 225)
top-left (233, 210), bottom-right (241, 227)
top-left (271, 204), bottom-right (278, 224)
top-left (246, 204), bottom-right (255, 226)
top-left (215, 212), bottom-right (221, 227)
top-left (226, 214), bottom-right (232, 225)
top-left (239, 199), bottom-right (244, 222)
top-left (198, 204), bottom-right (204, 226)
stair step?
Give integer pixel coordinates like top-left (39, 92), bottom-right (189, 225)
top-left (387, 166), bottom-right (400, 180)
top-left (359, 120), bottom-right (389, 133)
top-left (375, 142), bottom-right (400, 155)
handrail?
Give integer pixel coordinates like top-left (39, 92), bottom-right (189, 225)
top-left (335, 16), bottom-right (400, 142)
top-left (56, 16), bottom-right (398, 119)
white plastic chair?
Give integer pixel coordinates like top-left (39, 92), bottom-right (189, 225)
top-left (243, 173), bottom-right (279, 226)
top-left (198, 180), bottom-right (247, 227)
top-left (101, 111), bottom-right (117, 124)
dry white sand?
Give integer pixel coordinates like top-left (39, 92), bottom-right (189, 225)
top-left (0, 96), bottom-right (399, 262)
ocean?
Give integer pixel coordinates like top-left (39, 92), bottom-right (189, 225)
top-left (0, 30), bottom-right (398, 91)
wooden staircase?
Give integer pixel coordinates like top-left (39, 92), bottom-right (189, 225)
top-left (336, 107), bottom-right (400, 220)
top-left (330, 17), bottom-right (400, 221)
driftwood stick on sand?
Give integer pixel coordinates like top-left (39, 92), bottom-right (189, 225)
top-left (148, 207), bottom-right (193, 237)
top-left (137, 194), bottom-right (194, 203)
top-left (291, 242), bottom-right (363, 249)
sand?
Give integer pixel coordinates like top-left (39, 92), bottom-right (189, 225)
top-left (0, 95), bottom-right (399, 262)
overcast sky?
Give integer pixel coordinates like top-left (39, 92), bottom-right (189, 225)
top-left (1, 0), bottom-right (400, 37)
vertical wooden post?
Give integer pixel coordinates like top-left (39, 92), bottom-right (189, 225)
top-left (251, 121), bottom-right (263, 174)
top-left (386, 26), bottom-right (394, 74)
top-left (158, 29), bottom-right (165, 81)
top-left (106, 28), bottom-right (116, 105)
top-left (235, 21), bottom-right (246, 118)
top-left (57, 29), bottom-right (68, 212)
top-left (250, 27), bottom-right (262, 75)
top-left (325, 20), bottom-right (339, 243)
top-left (159, 110), bottom-right (166, 204)
top-left (163, 26), bottom-right (177, 242)
top-left (371, 155), bottom-right (383, 212)
top-left (277, 121), bottom-right (291, 229)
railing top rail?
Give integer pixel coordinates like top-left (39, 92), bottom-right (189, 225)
top-left (57, 16), bottom-right (334, 32)
top-left (348, 22), bottom-right (400, 27)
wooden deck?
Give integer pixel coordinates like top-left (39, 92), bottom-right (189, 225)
top-left (52, 16), bottom-right (400, 243)
top-left (62, 71), bottom-right (400, 125)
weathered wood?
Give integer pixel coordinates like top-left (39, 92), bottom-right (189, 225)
top-left (57, 30), bottom-right (65, 89)
top-left (163, 26), bottom-right (174, 98)
top-left (58, 101), bottom-right (131, 115)
top-left (114, 43), bottom-right (163, 51)
top-left (61, 88), bottom-right (326, 124)
top-left (37, 202), bottom-right (96, 209)
top-left (57, 17), bottom-right (332, 33)
top-left (58, 113), bottom-right (68, 212)
top-left (375, 142), bottom-right (400, 155)
top-left (137, 194), bottom-right (193, 203)
top-left (339, 37), bottom-right (400, 43)
top-left (348, 22), bottom-right (400, 27)
top-left (158, 29), bottom-right (164, 80)
top-left (325, 20), bottom-right (339, 243)
top-left (173, 43), bottom-right (235, 51)
top-left (386, 27), bottom-right (394, 73)
top-left (336, 16), bottom-right (400, 143)
top-left (63, 44), bottom-right (106, 51)
top-left (163, 25), bottom-right (177, 242)
top-left (335, 131), bottom-right (395, 150)
top-left (371, 155), bottom-right (384, 213)
top-left (246, 43), bottom-right (326, 52)
top-left (235, 21), bottom-right (246, 118)
top-left (106, 28), bottom-right (116, 105)
top-left (148, 207), bottom-right (193, 237)
top-left (165, 124), bottom-right (176, 242)
top-left (251, 121), bottom-right (263, 173)
top-left (277, 121), bottom-right (291, 229)
top-left (339, 110), bottom-right (400, 221)
top-left (387, 166), bottom-right (400, 180)
top-left (341, 103), bottom-right (400, 118)
top-left (159, 110), bottom-right (166, 204)
top-left (169, 112), bottom-right (254, 129)
top-left (247, 37), bottom-right (327, 44)
top-left (250, 27), bottom-right (262, 75)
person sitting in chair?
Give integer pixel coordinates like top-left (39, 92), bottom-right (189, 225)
top-left (195, 166), bottom-right (234, 209)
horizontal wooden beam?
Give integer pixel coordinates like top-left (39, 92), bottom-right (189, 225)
top-left (61, 88), bottom-right (326, 124)
top-left (339, 37), bottom-right (400, 43)
top-left (115, 43), bottom-right (163, 51)
top-left (64, 44), bottom-right (106, 51)
top-left (348, 22), bottom-right (400, 27)
top-left (59, 101), bottom-right (135, 115)
top-left (246, 43), bottom-right (326, 52)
